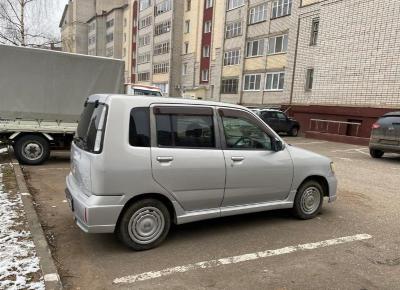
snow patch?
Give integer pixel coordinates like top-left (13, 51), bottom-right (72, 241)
top-left (0, 165), bottom-right (45, 290)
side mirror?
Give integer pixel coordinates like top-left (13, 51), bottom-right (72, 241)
top-left (273, 138), bottom-right (284, 152)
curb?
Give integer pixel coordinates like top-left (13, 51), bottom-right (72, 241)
top-left (11, 156), bottom-right (63, 290)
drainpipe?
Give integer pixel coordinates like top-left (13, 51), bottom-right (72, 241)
top-left (289, 16), bottom-right (301, 106)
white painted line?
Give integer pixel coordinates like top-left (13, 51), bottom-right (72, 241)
top-left (291, 141), bottom-right (327, 145)
top-left (355, 149), bottom-right (370, 156)
top-left (333, 157), bottom-right (353, 162)
top-left (44, 273), bottom-right (60, 282)
top-left (113, 234), bottom-right (372, 285)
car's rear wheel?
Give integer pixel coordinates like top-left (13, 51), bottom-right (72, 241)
top-left (289, 127), bottom-right (299, 137)
top-left (117, 199), bottom-right (171, 251)
top-left (369, 149), bottom-right (384, 158)
top-left (293, 180), bottom-right (323, 219)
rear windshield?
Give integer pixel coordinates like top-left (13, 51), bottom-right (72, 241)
top-left (75, 101), bottom-right (107, 153)
top-left (378, 116), bottom-right (400, 125)
top-left (134, 89), bottom-right (162, 96)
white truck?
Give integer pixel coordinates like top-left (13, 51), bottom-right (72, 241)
top-left (0, 44), bottom-right (127, 165)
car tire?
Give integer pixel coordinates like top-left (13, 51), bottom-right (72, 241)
top-left (117, 199), bottom-right (171, 251)
top-left (293, 180), bottom-right (324, 220)
top-left (14, 134), bottom-right (50, 165)
top-left (369, 149), bottom-right (384, 158)
top-left (289, 127), bottom-right (299, 137)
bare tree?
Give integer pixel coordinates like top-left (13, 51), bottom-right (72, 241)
top-left (0, 0), bottom-right (60, 47)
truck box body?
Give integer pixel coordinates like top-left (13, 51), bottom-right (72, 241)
top-left (0, 44), bottom-right (124, 122)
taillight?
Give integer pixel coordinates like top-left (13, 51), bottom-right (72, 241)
top-left (372, 123), bottom-right (380, 129)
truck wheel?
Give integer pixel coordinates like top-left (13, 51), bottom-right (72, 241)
top-left (289, 127), bottom-right (299, 137)
top-left (369, 149), bottom-right (384, 158)
top-left (292, 180), bottom-right (323, 219)
top-left (117, 199), bottom-right (171, 251)
top-left (14, 135), bottom-right (50, 165)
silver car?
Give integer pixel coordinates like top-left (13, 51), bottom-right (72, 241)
top-left (66, 95), bottom-right (337, 250)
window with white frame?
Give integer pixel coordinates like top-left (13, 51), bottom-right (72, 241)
top-left (310, 18), bottom-right (319, 46)
top-left (140, 0), bottom-right (151, 11)
top-left (106, 47), bottom-right (113, 57)
top-left (106, 33), bottom-right (113, 43)
top-left (139, 15), bottom-right (152, 29)
top-left (249, 4), bottom-right (267, 24)
top-left (227, 0), bottom-right (244, 10)
top-left (185, 20), bottom-right (190, 33)
top-left (221, 79), bottom-right (239, 94)
top-left (138, 34), bottom-right (151, 47)
top-left (184, 42), bottom-right (189, 54)
top-left (106, 19), bottom-right (114, 29)
top-left (154, 42), bottom-right (170, 55)
top-left (243, 74), bottom-right (261, 91)
top-left (204, 21), bottom-right (212, 33)
top-left (186, 0), bottom-right (191, 11)
top-left (246, 39), bottom-right (264, 57)
top-left (138, 52), bottom-right (151, 64)
top-left (305, 68), bottom-right (314, 90)
top-left (182, 63), bottom-right (188, 75)
top-left (201, 69), bottom-right (209, 82)
top-left (153, 83), bottom-right (168, 93)
top-left (205, 0), bottom-right (213, 8)
top-left (271, 0), bottom-right (292, 19)
top-left (267, 34), bottom-right (288, 54)
top-left (137, 72), bottom-right (150, 81)
top-left (224, 49), bottom-right (240, 66)
top-left (153, 62), bottom-right (169, 74)
top-left (203, 45), bottom-right (210, 57)
top-left (88, 22), bottom-right (96, 32)
top-left (155, 0), bottom-right (171, 16)
top-left (265, 72), bottom-right (285, 91)
top-left (155, 20), bottom-right (171, 35)
top-left (225, 21), bottom-right (242, 39)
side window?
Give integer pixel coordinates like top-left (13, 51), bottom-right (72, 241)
top-left (276, 112), bottom-right (287, 120)
top-left (129, 107), bottom-right (150, 147)
top-left (155, 108), bottom-right (215, 148)
top-left (261, 111), bottom-right (272, 120)
top-left (221, 114), bottom-right (272, 150)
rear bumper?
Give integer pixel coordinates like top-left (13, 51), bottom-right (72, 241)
top-left (327, 175), bottom-right (338, 203)
top-left (369, 141), bottom-right (400, 153)
top-left (65, 173), bottom-right (124, 233)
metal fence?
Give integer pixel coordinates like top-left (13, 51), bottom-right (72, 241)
top-left (309, 119), bottom-right (362, 137)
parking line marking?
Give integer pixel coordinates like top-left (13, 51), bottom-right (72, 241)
top-left (355, 149), bottom-right (370, 156)
top-left (113, 234), bottom-right (372, 285)
top-left (290, 141), bottom-right (328, 145)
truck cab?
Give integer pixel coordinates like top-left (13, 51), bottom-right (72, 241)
top-left (125, 84), bottom-right (163, 97)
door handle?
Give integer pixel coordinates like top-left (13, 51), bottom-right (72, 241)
top-left (157, 156), bottom-right (174, 163)
top-left (231, 156), bottom-right (244, 162)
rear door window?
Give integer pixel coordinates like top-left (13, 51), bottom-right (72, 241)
top-left (154, 107), bottom-right (215, 148)
top-left (129, 108), bottom-right (150, 147)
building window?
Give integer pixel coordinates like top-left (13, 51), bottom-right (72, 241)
top-left (267, 34), bottom-right (288, 54)
top-left (140, 0), bottom-right (151, 11)
top-left (221, 79), bottom-right (239, 94)
top-left (138, 52), bottom-right (151, 64)
top-left (106, 33), bottom-right (114, 43)
top-left (88, 22), bottom-right (96, 32)
top-left (205, 0), bottom-right (213, 9)
top-left (153, 83), bottom-right (168, 93)
top-left (204, 21), bottom-right (212, 33)
top-left (243, 74), bottom-right (261, 91)
top-left (265, 72), bottom-right (285, 91)
top-left (106, 19), bottom-right (114, 29)
top-left (184, 42), bottom-right (189, 54)
top-left (203, 45), bottom-right (210, 57)
top-left (185, 20), bottom-right (190, 33)
top-left (225, 21), bottom-right (242, 39)
top-left (138, 34), bottom-right (151, 47)
top-left (137, 72), bottom-right (150, 81)
top-left (154, 20), bottom-right (171, 36)
top-left (106, 47), bottom-right (114, 57)
top-left (271, 0), bottom-right (292, 19)
top-left (246, 39), bottom-right (264, 57)
top-left (139, 15), bottom-right (152, 29)
top-left (153, 62), bottom-right (170, 74)
top-left (124, 33), bottom-right (127, 43)
top-left (155, 0), bottom-right (171, 16)
top-left (123, 48), bottom-right (126, 57)
top-left (88, 36), bottom-right (96, 46)
top-left (310, 18), bottom-right (319, 46)
top-left (124, 18), bottom-right (127, 27)
top-left (224, 49), bottom-right (241, 66)
top-left (201, 69), bottom-right (209, 82)
top-left (182, 63), bottom-right (188, 75)
top-left (154, 42), bottom-right (170, 55)
top-left (227, 0), bottom-right (244, 10)
top-left (186, 0), bottom-right (191, 11)
top-left (306, 68), bottom-right (314, 90)
top-left (249, 4), bottom-right (267, 24)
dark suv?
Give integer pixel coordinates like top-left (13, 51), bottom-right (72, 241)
top-left (252, 109), bottom-right (300, 136)
top-left (369, 112), bottom-right (400, 158)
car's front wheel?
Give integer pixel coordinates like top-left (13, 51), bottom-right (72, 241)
top-left (117, 199), bottom-right (171, 251)
top-left (293, 180), bottom-right (323, 219)
top-left (369, 149), bottom-right (384, 158)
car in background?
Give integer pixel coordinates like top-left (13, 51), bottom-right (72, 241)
top-left (369, 111), bottom-right (400, 158)
top-left (125, 84), bottom-right (163, 96)
top-left (252, 109), bottom-right (300, 136)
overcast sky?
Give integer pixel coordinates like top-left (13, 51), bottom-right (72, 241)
top-left (48, 0), bottom-right (69, 35)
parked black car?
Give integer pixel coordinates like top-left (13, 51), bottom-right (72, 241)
top-left (252, 109), bottom-right (300, 136)
top-left (369, 112), bottom-right (400, 158)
